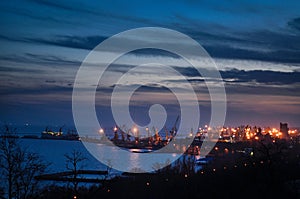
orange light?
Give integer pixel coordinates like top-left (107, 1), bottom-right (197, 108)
top-left (224, 148), bottom-right (229, 153)
top-left (132, 127), bottom-right (138, 133)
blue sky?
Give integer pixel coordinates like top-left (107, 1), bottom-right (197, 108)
top-left (0, 0), bottom-right (300, 129)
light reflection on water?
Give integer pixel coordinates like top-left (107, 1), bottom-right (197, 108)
top-left (84, 142), bottom-right (197, 173)
top-left (129, 151), bottom-right (140, 171)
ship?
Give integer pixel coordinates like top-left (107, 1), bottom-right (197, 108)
top-left (110, 126), bottom-right (173, 151)
top-left (109, 125), bottom-right (205, 155)
top-left (107, 116), bottom-right (180, 152)
top-left (41, 126), bottom-right (79, 141)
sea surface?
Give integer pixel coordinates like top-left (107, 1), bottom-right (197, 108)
top-left (2, 124), bottom-right (205, 177)
top-left (19, 139), bottom-right (108, 173)
top-left (19, 138), bottom-right (201, 175)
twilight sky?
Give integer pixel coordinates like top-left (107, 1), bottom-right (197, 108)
top-left (0, 0), bottom-right (300, 129)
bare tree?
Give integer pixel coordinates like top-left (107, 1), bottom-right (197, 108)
top-left (0, 125), bottom-right (18, 199)
top-left (0, 125), bottom-right (47, 199)
top-left (15, 151), bottom-right (47, 199)
top-left (64, 150), bottom-right (87, 195)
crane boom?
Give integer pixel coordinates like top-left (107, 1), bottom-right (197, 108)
top-left (171, 115), bottom-right (179, 136)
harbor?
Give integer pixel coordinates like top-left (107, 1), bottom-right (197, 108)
top-left (2, 128), bottom-right (299, 199)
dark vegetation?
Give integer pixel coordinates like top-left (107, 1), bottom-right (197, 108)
top-left (0, 125), bottom-right (47, 199)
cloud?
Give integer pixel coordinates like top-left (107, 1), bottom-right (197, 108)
top-left (28, 35), bottom-right (106, 51)
top-left (29, 0), bottom-right (76, 12)
top-left (6, 28), bottom-right (299, 64)
top-left (288, 17), bottom-right (300, 31)
top-left (220, 69), bottom-right (300, 85)
top-left (28, 0), bottom-right (158, 27)
top-left (1, 0), bottom-right (300, 126)
top-left (1, 0), bottom-right (299, 65)
top-left (178, 27), bottom-right (300, 63)
top-left (1, 17), bottom-right (300, 64)
top-left (0, 53), bottom-right (81, 67)
top-left (175, 66), bottom-right (300, 84)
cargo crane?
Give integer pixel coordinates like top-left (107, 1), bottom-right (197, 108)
top-left (170, 115), bottom-right (179, 137)
top-left (164, 126), bottom-right (169, 140)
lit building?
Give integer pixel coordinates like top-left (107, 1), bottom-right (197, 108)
top-left (280, 122), bottom-right (289, 139)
